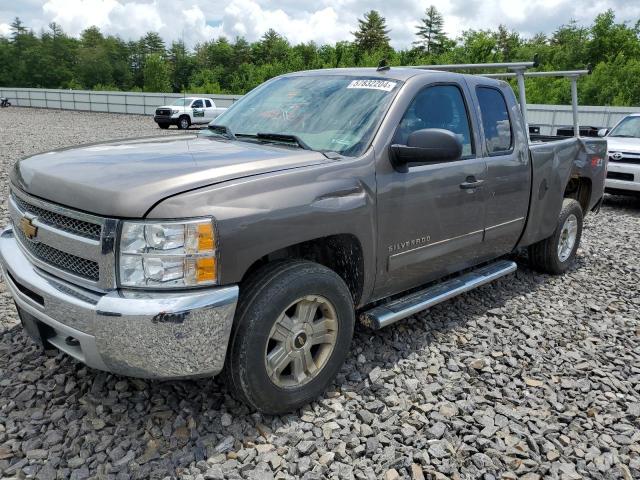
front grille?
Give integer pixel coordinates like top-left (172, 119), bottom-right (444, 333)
top-left (609, 152), bottom-right (640, 165)
top-left (15, 227), bottom-right (100, 281)
top-left (607, 171), bottom-right (634, 181)
top-left (156, 108), bottom-right (171, 116)
top-left (12, 194), bottom-right (101, 240)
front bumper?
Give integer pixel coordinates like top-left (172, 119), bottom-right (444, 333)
top-left (154, 115), bottom-right (179, 125)
top-left (605, 162), bottom-right (640, 193)
top-left (0, 228), bottom-right (238, 379)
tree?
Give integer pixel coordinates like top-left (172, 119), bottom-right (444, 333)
top-left (414, 6), bottom-right (447, 55)
top-left (143, 53), bottom-right (170, 92)
top-left (142, 31), bottom-right (166, 56)
top-left (353, 10), bottom-right (391, 53)
top-left (10, 17), bottom-right (27, 40)
top-left (494, 25), bottom-right (520, 61)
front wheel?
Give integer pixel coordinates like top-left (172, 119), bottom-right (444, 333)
top-left (177, 115), bottom-right (190, 129)
top-left (158, 122), bottom-right (170, 129)
top-left (224, 260), bottom-right (355, 414)
top-left (529, 198), bottom-right (583, 274)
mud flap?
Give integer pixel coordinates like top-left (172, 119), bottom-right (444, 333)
top-left (15, 304), bottom-right (46, 349)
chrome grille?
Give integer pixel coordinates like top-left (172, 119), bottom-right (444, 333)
top-left (11, 194), bottom-right (101, 240)
top-left (9, 187), bottom-right (117, 290)
top-left (14, 227), bottom-right (100, 281)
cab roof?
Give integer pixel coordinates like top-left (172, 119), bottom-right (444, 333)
top-left (282, 67), bottom-right (506, 87)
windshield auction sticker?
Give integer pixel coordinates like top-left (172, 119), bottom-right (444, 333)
top-left (347, 79), bottom-right (397, 92)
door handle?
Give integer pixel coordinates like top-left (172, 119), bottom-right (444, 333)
top-left (460, 178), bottom-right (484, 190)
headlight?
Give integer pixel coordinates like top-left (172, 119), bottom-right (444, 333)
top-left (171, 109), bottom-right (180, 115)
top-left (118, 219), bottom-right (217, 288)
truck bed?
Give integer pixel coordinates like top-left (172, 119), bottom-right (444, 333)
top-left (518, 136), bottom-right (607, 248)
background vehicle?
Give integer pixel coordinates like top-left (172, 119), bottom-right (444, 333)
top-left (598, 114), bottom-right (640, 195)
top-left (154, 96), bottom-right (226, 129)
top-left (0, 62), bottom-right (606, 414)
top-left (0, 97), bottom-right (11, 107)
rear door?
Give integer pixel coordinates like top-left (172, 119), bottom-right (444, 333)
top-left (472, 82), bottom-right (531, 256)
top-left (374, 81), bottom-right (488, 298)
top-left (204, 99), bottom-right (217, 122)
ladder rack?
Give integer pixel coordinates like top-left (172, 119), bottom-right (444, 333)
top-left (397, 58), bottom-right (590, 139)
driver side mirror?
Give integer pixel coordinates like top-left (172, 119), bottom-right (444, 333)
top-left (597, 128), bottom-right (609, 137)
top-left (390, 128), bottom-right (463, 171)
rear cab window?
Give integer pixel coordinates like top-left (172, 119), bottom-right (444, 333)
top-left (476, 87), bottom-right (513, 155)
top-left (205, 99), bottom-right (212, 108)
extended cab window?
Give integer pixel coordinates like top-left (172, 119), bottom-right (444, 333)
top-left (205, 99), bottom-right (212, 108)
top-left (477, 87), bottom-right (512, 154)
top-left (394, 85), bottom-right (474, 158)
top-left (192, 100), bottom-right (204, 108)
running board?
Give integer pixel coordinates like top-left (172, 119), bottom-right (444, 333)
top-left (361, 260), bottom-right (517, 330)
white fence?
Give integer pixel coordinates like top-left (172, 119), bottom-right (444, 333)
top-left (0, 87), bottom-right (242, 115)
top-left (527, 104), bottom-right (640, 135)
top-left (1, 87), bottom-right (638, 134)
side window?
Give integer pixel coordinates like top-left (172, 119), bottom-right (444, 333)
top-left (205, 99), bottom-right (212, 108)
top-left (192, 99), bottom-right (203, 108)
top-left (394, 84), bottom-right (474, 158)
top-left (477, 87), bottom-right (512, 154)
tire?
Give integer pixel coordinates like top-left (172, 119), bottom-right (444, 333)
top-left (528, 198), bottom-right (583, 275)
top-left (177, 115), bottom-right (190, 129)
top-left (158, 122), bottom-right (170, 129)
top-left (224, 260), bottom-right (355, 414)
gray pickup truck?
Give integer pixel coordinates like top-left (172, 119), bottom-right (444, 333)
top-left (1, 66), bottom-right (607, 413)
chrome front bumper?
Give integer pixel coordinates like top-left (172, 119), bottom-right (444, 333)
top-left (0, 228), bottom-right (238, 379)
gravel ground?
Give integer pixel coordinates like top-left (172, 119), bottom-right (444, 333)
top-left (0, 107), bottom-right (639, 480)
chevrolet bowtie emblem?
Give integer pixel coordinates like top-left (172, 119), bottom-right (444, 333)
top-left (20, 216), bottom-right (38, 240)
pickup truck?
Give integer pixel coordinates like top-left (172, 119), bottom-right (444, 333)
top-left (1, 67), bottom-right (607, 413)
top-left (598, 114), bottom-right (640, 195)
top-left (154, 96), bottom-right (226, 129)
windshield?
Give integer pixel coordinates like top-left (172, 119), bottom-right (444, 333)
top-left (609, 116), bottom-right (640, 138)
top-left (171, 98), bottom-right (194, 107)
top-left (210, 75), bottom-right (401, 156)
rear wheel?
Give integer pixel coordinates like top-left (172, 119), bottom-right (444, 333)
top-left (177, 115), bottom-right (190, 130)
top-left (224, 260), bottom-right (355, 414)
top-left (529, 198), bottom-right (583, 274)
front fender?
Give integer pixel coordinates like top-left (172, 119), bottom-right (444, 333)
top-left (147, 153), bottom-right (378, 303)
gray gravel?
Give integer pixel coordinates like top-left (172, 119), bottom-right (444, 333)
top-left (1, 107), bottom-right (639, 480)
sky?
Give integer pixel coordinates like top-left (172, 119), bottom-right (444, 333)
top-left (0, 0), bottom-right (639, 48)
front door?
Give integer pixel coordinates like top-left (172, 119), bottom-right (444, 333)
top-left (374, 83), bottom-right (488, 299)
top-left (191, 99), bottom-right (206, 123)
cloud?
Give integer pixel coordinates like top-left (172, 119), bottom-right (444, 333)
top-left (1, 0), bottom-right (639, 48)
top-left (0, 23), bottom-right (10, 37)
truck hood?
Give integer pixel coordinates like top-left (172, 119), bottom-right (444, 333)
top-left (606, 136), bottom-right (640, 152)
top-left (11, 134), bottom-right (330, 217)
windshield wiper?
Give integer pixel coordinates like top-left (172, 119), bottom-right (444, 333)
top-left (254, 133), bottom-right (312, 150)
top-left (207, 124), bottom-right (236, 140)
top-left (610, 134), bottom-right (638, 138)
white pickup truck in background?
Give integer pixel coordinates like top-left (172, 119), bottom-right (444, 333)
top-left (600, 114), bottom-right (640, 196)
top-left (154, 97), bottom-right (226, 129)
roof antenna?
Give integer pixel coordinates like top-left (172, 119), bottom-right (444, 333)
top-left (377, 59), bottom-right (390, 71)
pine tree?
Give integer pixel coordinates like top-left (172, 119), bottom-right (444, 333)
top-left (10, 17), bottom-right (27, 40)
top-left (414, 6), bottom-right (447, 55)
top-left (353, 10), bottom-right (391, 53)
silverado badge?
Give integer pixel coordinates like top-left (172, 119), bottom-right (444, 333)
top-left (19, 216), bottom-right (38, 240)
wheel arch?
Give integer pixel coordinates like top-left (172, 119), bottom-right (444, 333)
top-left (563, 176), bottom-right (592, 214)
top-left (240, 234), bottom-right (365, 307)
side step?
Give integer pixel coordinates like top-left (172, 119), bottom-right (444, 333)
top-left (361, 260), bottom-right (517, 329)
